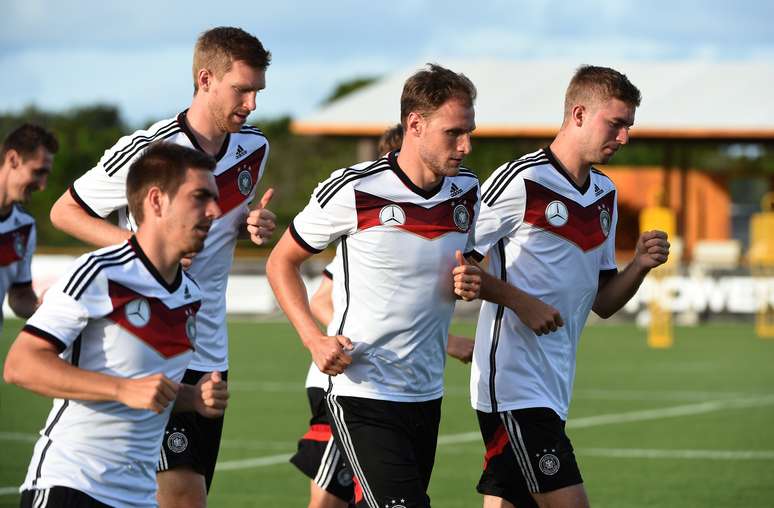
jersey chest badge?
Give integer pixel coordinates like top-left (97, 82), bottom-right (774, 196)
top-left (379, 204), bottom-right (406, 225)
top-left (453, 203), bottom-right (470, 231)
top-left (599, 204), bottom-right (611, 237)
top-left (237, 168), bottom-right (253, 196)
top-left (545, 200), bottom-right (569, 227)
top-left (125, 298), bottom-right (151, 327)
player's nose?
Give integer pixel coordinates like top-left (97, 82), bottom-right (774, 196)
top-left (458, 133), bottom-right (472, 156)
top-left (244, 92), bottom-right (257, 112)
top-left (616, 126), bottom-right (630, 145)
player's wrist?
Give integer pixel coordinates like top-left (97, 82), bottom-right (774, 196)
top-left (631, 256), bottom-right (652, 276)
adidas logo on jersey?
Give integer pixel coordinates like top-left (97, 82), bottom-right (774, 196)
top-left (184, 285), bottom-right (191, 300)
top-left (450, 182), bottom-right (463, 197)
top-left (235, 144), bottom-right (247, 159)
top-left (594, 183), bottom-right (603, 197)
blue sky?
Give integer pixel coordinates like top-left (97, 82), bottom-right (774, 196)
top-left (2, 0), bottom-right (772, 127)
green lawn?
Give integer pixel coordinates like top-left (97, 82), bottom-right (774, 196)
top-left (2, 320), bottom-right (773, 507)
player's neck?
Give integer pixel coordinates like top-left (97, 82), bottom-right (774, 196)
top-left (395, 147), bottom-right (443, 191)
top-left (549, 137), bottom-right (591, 187)
top-left (133, 229), bottom-right (181, 284)
top-left (185, 102), bottom-right (228, 156)
top-left (0, 167), bottom-right (13, 214)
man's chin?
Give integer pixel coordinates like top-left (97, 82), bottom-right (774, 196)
top-left (228, 116), bottom-right (248, 131)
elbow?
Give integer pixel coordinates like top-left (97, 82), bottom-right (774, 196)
top-left (3, 355), bottom-right (22, 386)
top-left (265, 252), bottom-right (278, 281)
top-left (49, 197), bottom-right (67, 231)
top-left (592, 304), bottom-right (614, 319)
top-left (265, 251), bottom-right (284, 292)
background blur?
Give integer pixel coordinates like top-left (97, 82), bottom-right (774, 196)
top-left (1, 2), bottom-right (774, 505)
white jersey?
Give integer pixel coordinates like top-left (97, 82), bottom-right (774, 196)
top-left (304, 260), bottom-right (341, 390)
top-left (0, 204), bottom-right (35, 331)
top-left (292, 151), bottom-right (479, 402)
top-left (469, 148), bottom-right (618, 420)
top-left (20, 237), bottom-right (201, 508)
top-left (70, 110), bottom-right (269, 371)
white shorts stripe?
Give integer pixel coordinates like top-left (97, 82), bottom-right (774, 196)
top-left (158, 446), bottom-right (168, 471)
top-left (314, 437), bottom-right (339, 489)
top-left (33, 488), bottom-right (50, 508)
top-left (326, 394), bottom-right (379, 508)
top-left (501, 412), bottom-right (540, 493)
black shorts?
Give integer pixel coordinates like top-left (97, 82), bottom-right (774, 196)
top-left (476, 408), bottom-right (582, 506)
top-left (290, 387), bottom-right (355, 503)
top-left (326, 394), bottom-right (442, 508)
top-left (20, 487), bottom-right (110, 508)
top-left (157, 369), bottom-right (227, 491)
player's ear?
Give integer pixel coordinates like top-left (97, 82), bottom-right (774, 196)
top-left (406, 111), bottom-right (424, 137)
top-left (197, 68), bottom-right (212, 93)
top-left (571, 104), bottom-right (585, 127)
top-left (5, 149), bottom-right (20, 169)
top-left (146, 186), bottom-right (165, 218)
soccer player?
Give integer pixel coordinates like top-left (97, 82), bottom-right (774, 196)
top-left (268, 63), bottom-right (482, 508)
top-left (4, 142), bottom-right (228, 508)
top-left (292, 121), bottom-right (477, 508)
top-left (48, 27), bottom-right (274, 505)
top-left (0, 124), bottom-right (58, 329)
top-left (468, 66), bottom-right (670, 508)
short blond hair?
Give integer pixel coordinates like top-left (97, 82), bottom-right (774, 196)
top-left (563, 65), bottom-right (641, 119)
top-left (192, 27), bottom-right (271, 93)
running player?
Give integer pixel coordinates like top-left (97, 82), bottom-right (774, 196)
top-left (268, 63), bottom-right (482, 508)
top-left (4, 142), bottom-right (228, 508)
top-left (468, 65), bottom-right (670, 508)
top-left (48, 27), bottom-right (274, 505)
top-left (292, 122), bottom-right (476, 508)
top-left (0, 124), bottom-right (58, 330)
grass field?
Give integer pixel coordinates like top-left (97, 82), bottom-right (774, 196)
top-left (2, 319), bottom-right (774, 507)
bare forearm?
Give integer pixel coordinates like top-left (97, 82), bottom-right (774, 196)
top-left (479, 266), bottom-right (564, 335)
top-left (310, 277), bottom-right (333, 327)
top-left (593, 261), bottom-right (649, 318)
top-left (50, 192), bottom-right (130, 247)
top-left (479, 269), bottom-right (526, 313)
top-left (4, 343), bottom-right (120, 402)
top-left (267, 257), bottom-right (323, 347)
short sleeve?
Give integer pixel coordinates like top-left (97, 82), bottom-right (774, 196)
top-left (24, 261), bottom-right (112, 352)
top-left (470, 163), bottom-right (527, 261)
top-left (290, 174), bottom-right (358, 253)
top-left (71, 119), bottom-right (181, 220)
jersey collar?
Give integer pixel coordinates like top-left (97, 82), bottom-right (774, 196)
top-left (128, 236), bottom-right (183, 294)
top-left (543, 147), bottom-right (591, 195)
top-left (388, 150), bottom-right (445, 200)
top-left (177, 110), bottom-right (231, 162)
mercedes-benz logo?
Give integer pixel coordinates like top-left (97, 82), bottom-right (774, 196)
top-left (545, 200), bottom-right (569, 227)
top-left (379, 204), bottom-right (406, 226)
top-left (125, 298), bottom-right (151, 327)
